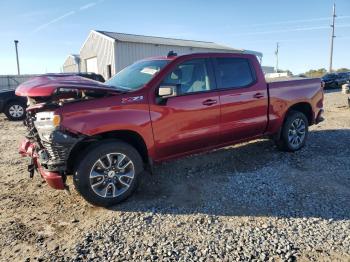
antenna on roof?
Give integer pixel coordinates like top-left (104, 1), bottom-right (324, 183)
top-left (167, 51), bottom-right (177, 57)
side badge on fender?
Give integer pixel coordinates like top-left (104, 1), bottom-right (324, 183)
top-left (121, 96), bottom-right (144, 104)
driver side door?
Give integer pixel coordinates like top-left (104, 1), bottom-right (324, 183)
top-left (149, 58), bottom-right (221, 161)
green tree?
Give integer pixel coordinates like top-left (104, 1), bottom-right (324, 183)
top-left (304, 68), bottom-right (327, 78)
top-left (336, 68), bottom-right (350, 73)
top-left (277, 69), bottom-right (293, 75)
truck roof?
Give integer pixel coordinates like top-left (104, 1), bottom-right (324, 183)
top-left (142, 52), bottom-right (259, 62)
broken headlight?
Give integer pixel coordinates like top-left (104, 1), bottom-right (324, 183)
top-left (34, 111), bottom-right (61, 141)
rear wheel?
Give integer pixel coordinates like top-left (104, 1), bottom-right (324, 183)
top-left (275, 110), bottom-right (309, 152)
top-left (4, 101), bottom-right (26, 121)
top-left (73, 141), bottom-right (143, 207)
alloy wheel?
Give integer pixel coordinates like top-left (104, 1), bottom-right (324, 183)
top-left (287, 118), bottom-right (306, 148)
top-left (89, 153), bottom-right (135, 198)
top-left (9, 104), bottom-right (24, 118)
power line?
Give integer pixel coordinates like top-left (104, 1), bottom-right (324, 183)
top-left (238, 15), bottom-right (350, 28)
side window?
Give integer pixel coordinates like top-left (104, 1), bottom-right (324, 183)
top-left (162, 59), bottom-right (212, 95)
top-left (216, 58), bottom-right (255, 89)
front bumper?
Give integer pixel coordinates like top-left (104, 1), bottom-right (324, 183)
top-left (19, 138), bottom-right (66, 190)
top-left (37, 130), bottom-right (81, 172)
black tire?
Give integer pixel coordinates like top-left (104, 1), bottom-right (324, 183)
top-left (331, 82), bottom-right (339, 89)
top-left (275, 110), bottom-right (309, 152)
top-left (73, 140), bottom-right (143, 207)
top-left (4, 101), bottom-right (26, 121)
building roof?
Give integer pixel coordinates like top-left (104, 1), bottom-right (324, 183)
top-left (69, 54), bottom-right (80, 59)
top-left (64, 54), bottom-right (79, 60)
top-left (94, 30), bottom-right (242, 51)
top-left (63, 54), bottom-right (80, 65)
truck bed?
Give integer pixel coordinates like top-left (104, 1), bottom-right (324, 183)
top-left (265, 77), bottom-right (323, 134)
top-left (267, 77), bottom-right (321, 92)
top-left (265, 76), bottom-right (316, 83)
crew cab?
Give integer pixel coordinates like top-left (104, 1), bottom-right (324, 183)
top-left (16, 52), bottom-right (324, 207)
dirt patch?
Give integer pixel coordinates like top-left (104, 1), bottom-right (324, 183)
top-left (0, 91), bottom-right (349, 261)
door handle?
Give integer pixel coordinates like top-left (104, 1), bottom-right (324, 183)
top-left (253, 93), bottom-right (264, 99)
top-left (202, 99), bottom-right (217, 106)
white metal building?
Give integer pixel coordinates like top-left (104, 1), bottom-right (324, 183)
top-left (261, 66), bottom-right (275, 74)
top-left (62, 54), bottom-right (81, 73)
top-left (63, 30), bottom-right (262, 80)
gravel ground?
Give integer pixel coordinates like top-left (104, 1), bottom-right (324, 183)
top-left (0, 91), bottom-right (349, 262)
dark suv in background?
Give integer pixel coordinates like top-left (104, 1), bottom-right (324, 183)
top-left (321, 72), bottom-right (350, 89)
top-left (45, 72), bottom-right (105, 83)
top-left (0, 72), bottom-right (105, 121)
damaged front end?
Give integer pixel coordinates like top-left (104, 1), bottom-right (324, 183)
top-left (16, 75), bottom-right (120, 190)
top-left (20, 106), bottom-right (83, 190)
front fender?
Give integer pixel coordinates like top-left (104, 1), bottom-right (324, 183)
top-left (60, 104), bottom-right (155, 157)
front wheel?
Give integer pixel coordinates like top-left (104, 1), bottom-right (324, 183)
top-left (73, 141), bottom-right (144, 207)
top-left (275, 111), bottom-right (309, 152)
top-left (4, 101), bottom-right (26, 121)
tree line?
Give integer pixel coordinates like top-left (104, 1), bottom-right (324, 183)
top-left (275, 68), bottom-right (349, 77)
top-left (300, 68), bottom-right (350, 78)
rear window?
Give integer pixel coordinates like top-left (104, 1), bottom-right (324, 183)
top-left (216, 58), bottom-right (255, 89)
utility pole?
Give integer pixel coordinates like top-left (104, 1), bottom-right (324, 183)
top-left (329, 3), bottom-right (336, 73)
top-left (14, 40), bottom-right (20, 75)
top-left (275, 42), bottom-right (279, 73)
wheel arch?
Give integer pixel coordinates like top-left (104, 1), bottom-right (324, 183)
top-left (284, 102), bottom-right (313, 125)
top-left (67, 129), bottom-right (149, 173)
top-left (272, 102), bottom-right (313, 141)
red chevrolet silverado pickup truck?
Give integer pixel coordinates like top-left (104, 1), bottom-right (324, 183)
top-left (16, 52), bottom-right (324, 206)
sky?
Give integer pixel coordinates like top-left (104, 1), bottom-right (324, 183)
top-left (0, 0), bottom-right (349, 75)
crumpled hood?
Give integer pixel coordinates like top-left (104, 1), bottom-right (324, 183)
top-left (16, 75), bottom-right (118, 97)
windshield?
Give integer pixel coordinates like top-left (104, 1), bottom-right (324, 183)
top-left (106, 59), bottom-right (169, 90)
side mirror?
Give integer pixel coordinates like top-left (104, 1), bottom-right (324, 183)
top-left (158, 85), bottom-right (177, 98)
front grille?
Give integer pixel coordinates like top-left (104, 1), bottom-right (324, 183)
top-left (24, 114), bottom-right (38, 141)
top-left (42, 140), bottom-right (70, 162)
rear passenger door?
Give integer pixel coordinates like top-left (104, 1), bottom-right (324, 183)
top-left (213, 56), bottom-right (268, 143)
